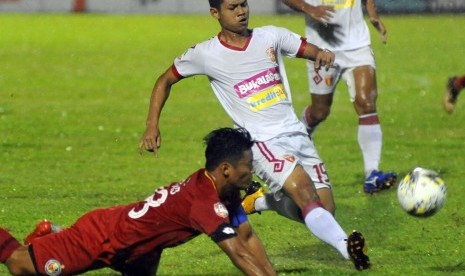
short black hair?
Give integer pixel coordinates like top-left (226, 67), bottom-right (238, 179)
top-left (208, 0), bottom-right (222, 9)
top-left (204, 127), bottom-right (254, 171)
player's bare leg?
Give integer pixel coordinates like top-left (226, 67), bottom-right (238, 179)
top-left (352, 66), bottom-right (396, 193)
top-left (282, 165), bottom-right (350, 260)
top-left (301, 93), bottom-right (333, 137)
top-left (0, 228), bottom-right (36, 275)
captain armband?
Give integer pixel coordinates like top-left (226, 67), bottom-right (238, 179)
top-left (210, 223), bottom-right (237, 243)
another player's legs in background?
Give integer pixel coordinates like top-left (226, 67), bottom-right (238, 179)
top-left (348, 66), bottom-right (397, 193)
top-left (357, 113), bottom-right (397, 193)
top-left (443, 75), bottom-right (465, 113)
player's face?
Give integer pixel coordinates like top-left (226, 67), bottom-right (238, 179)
top-left (212, 0), bottom-right (249, 34)
top-left (231, 149), bottom-right (254, 190)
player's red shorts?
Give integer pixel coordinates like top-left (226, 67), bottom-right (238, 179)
top-left (30, 208), bottom-right (116, 275)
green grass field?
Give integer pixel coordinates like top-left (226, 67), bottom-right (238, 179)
top-left (1, 13), bottom-right (465, 275)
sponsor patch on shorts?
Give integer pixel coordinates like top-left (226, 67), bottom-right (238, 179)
top-left (45, 259), bottom-right (63, 276)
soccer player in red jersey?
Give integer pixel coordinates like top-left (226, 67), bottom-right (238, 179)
top-left (0, 128), bottom-right (276, 276)
top-left (444, 74), bottom-right (465, 113)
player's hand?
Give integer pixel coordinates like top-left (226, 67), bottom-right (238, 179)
top-left (370, 18), bottom-right (387, 44)
top-left (305, 5), bottom-right (335, 25)
top-left (314, 48), bottom-right (335, 71)
top-left (139, 127), bottom-right (161, 157)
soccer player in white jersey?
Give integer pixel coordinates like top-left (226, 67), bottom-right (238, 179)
top-left (282, 0), bottom-right (397, 193)
top-left (140, 0), bottom-right (370, 270)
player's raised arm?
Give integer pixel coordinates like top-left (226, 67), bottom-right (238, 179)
top-left (139, 66), bottom-right (181, 157)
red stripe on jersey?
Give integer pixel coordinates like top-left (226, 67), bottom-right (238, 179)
top-left (358, 113), bottom-right (380, 125)
top-left (171, 64), bottom-right (184, 80)
top-left (296, 37), bottom-right (307, 58)
top-left (256, 142), bottom-right (284, 172)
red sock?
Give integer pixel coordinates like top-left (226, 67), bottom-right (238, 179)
top-left (301, 201), bottom-right (324, 219)
top-left (358, 113), bottom-right (380, 125)
top-left (0, 228), bottom-right (21, 263)
top-left (304, 106), bottom-right (320, 127)
top-left (455, 75), bottom-right (465, 90)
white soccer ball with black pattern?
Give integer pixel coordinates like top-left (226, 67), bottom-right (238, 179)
top-left (397, 167), bottom-right (446, 217)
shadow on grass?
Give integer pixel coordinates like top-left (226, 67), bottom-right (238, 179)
top-left (431, 262), bottom-right (465, 273)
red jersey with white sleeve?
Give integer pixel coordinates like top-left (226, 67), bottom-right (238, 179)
top-left (30, 169), bottom-right (244, 275)
top-left (172, 26), bottom-right (308, 142)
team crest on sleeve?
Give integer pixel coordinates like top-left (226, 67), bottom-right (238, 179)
top-left (44, 259), bottom-right (64, 276)
top-left (213, 202), bottom-right (229, 218)
top-left (266, 47), bottom-right (276, 63)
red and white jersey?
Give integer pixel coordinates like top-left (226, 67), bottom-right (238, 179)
top-left (304, 0), bottom-right (371, 51)
top-left (172, 26), bottom-right (308, 142)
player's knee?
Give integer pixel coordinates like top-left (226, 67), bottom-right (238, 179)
top-left (359, 102), bottom-right (376, 114)
top-left (6, 261), bottom-right (29, 276)
top-left (5, 247), bottom-right (36, 276)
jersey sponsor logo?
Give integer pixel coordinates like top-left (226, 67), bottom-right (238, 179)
top-left (234, 67), bottom-right (282, 98)
top-left (321, 0), bottom-right (354, 9)
top-left (246, 84), bottom-right (287, 112)
top-left (44, 259), bottom-right (63, 276)
top-left (214, 202), bottom-right (229, 218)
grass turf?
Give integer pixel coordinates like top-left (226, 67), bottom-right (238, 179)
top-left (1, 13), bottom-right (464, 275)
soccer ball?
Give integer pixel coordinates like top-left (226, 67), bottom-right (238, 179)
top-left (397, 167), bottom-right (446, 217)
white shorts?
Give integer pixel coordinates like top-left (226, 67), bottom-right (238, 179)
top-left (306, 45), bottom-right (376, 102)
top-left (252, 134), bottom-right (332, 200)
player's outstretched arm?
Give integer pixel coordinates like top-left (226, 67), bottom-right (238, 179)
top-left (364, 0), bottom-right (387, 44)
top-left (216, 224), bottom-right (276, 276)
top-left (299, 43), bottom-right (335, 71)
top-left (235, 221), bottom-right (275, 275)
top-left (139, 67), bottom-right (181, 157)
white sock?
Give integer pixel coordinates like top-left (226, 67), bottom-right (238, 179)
top-left (254, 196), bottom-right (269, 212)
top-left (304, 206), bottom-right (349, 260)
top-left (358, 114), bottom-right (382, 177)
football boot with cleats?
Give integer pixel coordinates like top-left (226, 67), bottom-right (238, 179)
top-left (241, 181), bottom-right (265, 215)
top-left (363, 170), bottom-right (397, 194)
top-left (347, 230), bottom-right (371, 271)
